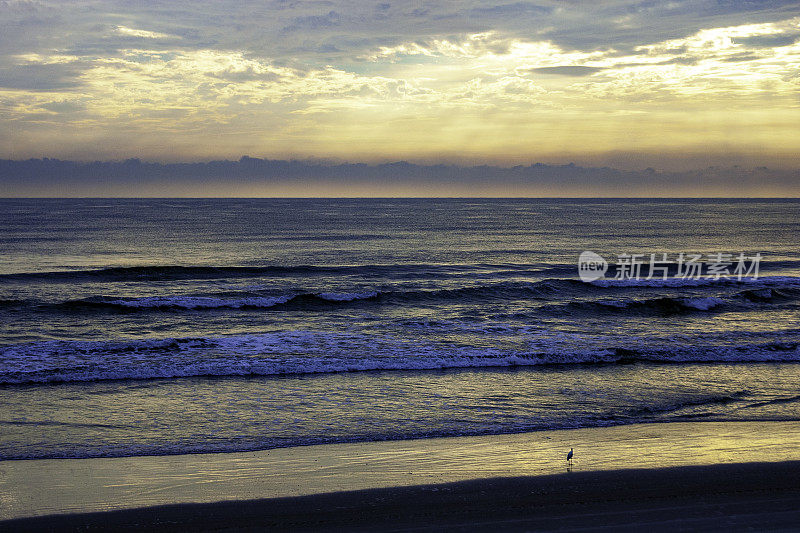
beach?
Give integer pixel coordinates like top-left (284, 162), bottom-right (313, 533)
top-left (4, 0), bottom-right (800, 526)
top-left (5, 463), bottom-right (800, 532)
top-left (2, 421), bottom-right (800, 530)
top-left (2, 198), bottom-right (800, 530)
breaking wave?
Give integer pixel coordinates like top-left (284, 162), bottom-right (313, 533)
top-left (2, 330), bottom-right (799, 385)
top-left (556, 296), bottom-right (727, 315)
top-left (14, 275), bottom-right (800, 313)
top-left (0, 263), bottom-right (573, 282)
top-left (3, 258), bottom-right (799, 283)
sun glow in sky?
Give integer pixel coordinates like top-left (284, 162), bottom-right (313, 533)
top-left (1, 1), bottom-right (800, 170)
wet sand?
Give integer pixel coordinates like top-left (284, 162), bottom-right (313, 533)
top-left (4, 462), bottom-right (800, 531)
top-left (1, 421), bottom-right (800, 530)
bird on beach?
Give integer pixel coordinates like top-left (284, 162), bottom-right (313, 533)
top-left (566, 448), bottom-right (573, 465)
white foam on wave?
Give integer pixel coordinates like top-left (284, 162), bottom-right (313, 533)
top-left (591, 275), bottom-right (800, 288)
top-left (680, 296), bottom-right (725, 310)
top-left (317, 291), bottom-right (379, 301)
top-left (1, 329), bottom-right (799, 384)
top-left (92, 291), bottom-right (380, 309)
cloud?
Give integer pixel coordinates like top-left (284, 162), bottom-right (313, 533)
top-left (529, 66), bottom-right (604, 76)
top-left (1, 157), bottom-right (798, 197)
top-left (363, 32), bottom-right (519, 61)
top-left (1, 1), bottom-right (800, 169)
top-left (283, 10), bottom-right (341, 31)
top-left (115, 25), bottom-right (176, 40)
top-left (469, 2), bottom-right (552, 17)
top-left (0, 62), bottom-right (86, 90)
top-left (733, 33), bottom-right (799, 47)
top-left (38, 99), bottom-right (85, 112)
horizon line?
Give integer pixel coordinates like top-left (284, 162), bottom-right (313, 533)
top-left (3, 156), bottom-right (797, 173)
top-left (3, 196), bottom-right (800, 200)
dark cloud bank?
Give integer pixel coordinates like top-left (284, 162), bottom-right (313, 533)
top-left (1, 157), bottom-right (798, 197)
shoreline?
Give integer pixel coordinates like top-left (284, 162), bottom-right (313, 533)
top-left (4, 462), bottom-right (800, 531)
top-left (2, 420), bottom-right (800, 527)
top-left (3, 411), bottom-right (794, 462)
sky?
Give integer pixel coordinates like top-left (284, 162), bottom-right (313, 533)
top-left (1, 0), bottom-right (800, 180)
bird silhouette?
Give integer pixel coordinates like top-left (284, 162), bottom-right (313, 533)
top-left (566, 448), bottom-right (573, 465)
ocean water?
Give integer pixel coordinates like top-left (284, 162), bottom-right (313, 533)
top-left (1, 198), bottom-right (799, 460)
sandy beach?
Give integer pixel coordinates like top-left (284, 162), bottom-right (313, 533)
top-left (4, 0), bottom-right (800, 524)
top-left (4, 462), bottom-right (800, 532)
top-left (2, 420), bottom-right (799, 530)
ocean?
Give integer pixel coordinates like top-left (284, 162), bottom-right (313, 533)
top-left (1, 198), bottom-right (799, 460)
